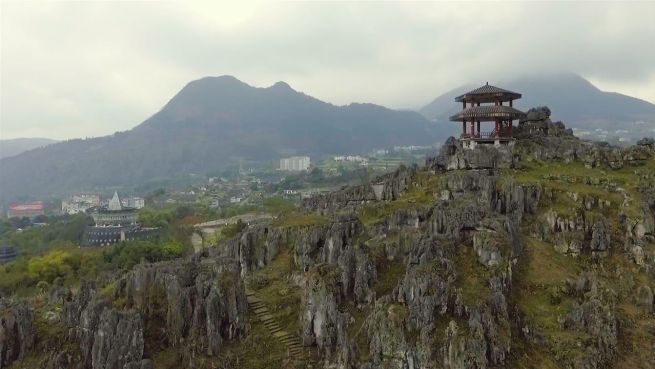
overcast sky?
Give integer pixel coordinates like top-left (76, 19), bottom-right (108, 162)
top-left (2, 1), bottom-right (655, 140)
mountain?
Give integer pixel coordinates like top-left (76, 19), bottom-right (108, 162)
top-left (419, 73), bottom-right (655, 138)
top-left (0, 138), bottom-right (59, 159)
top-left (0, 76), bottom-right (443, 202)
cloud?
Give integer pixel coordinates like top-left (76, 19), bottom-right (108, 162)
top-left (1, 1), bottom-right (654, 139)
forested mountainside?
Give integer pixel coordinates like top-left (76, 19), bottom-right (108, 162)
top-left (2, 108), bottom-right (654, 369)
top-left (0, 76), bottom-right (441, 203)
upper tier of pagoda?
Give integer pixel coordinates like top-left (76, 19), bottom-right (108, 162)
top-left (454, 83), bottom-right (521, 103)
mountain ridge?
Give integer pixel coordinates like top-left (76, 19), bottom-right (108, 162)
top-left (0, 75), bottom-right (442, 203)
top-left (0, 138), bottom-right (59, 159)
top-left (419, 73), bottom-right (655, 138)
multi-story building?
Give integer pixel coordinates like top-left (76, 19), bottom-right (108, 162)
top-left (121, 196), bottom-right (145, 209)
top-left (279, 156), bottom-right (310, 171)
top-left (7, 201), bottom-right (44, 218)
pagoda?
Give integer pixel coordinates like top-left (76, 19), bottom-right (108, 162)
top-left (449, 83), bottom-right (525, 148)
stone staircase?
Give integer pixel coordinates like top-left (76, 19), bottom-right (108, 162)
top-left (245, 290), bottom-right (307, 361)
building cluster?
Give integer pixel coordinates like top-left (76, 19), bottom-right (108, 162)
top-left (61, 194), bottom-right (101, 215)
top-left (333, 155), bottom-right (369, 165)
top-left (62, 193), bottom-right (144, 215)
top-left (279, 156), bottom-right (310, 171)
top-left (6, 201), bottom-right (45, 219)
top-left (82, 192), bottom-right (158, 247)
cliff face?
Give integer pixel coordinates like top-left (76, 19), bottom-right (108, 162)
top-left (23, 256), bottom-right (249, 369)
top-left (0, 301), bottom-right (34, 369)
top-left (3, 108), bottom-right (655, 369)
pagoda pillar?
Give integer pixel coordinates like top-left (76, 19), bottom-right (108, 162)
top-left (462, 121), bottom-right (466, 136)
top-left (476, 121), bottom-right (480, 137)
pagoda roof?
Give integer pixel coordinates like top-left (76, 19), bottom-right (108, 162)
top-left (455, 83), bottom-right (521, 103)
top-left (449, 105), bottom-right (526, 122)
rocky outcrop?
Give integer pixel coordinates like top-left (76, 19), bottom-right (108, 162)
top-left (537, 210), bottom-right (612, 256)
top-left (364, 300), bottom-right (419, 368)
top-left (301, 264), bottom-right (351, 361)
top-left (58, 256), bottom-right (248, 369)
top-left (563, 298), bottom-right (618, 369)
top-left (427, 137), bottom-right (516, 171)
top-left (303, 166), bottom-right (416, 212)
top-left (90, 309), bottom-right (147, 369)
top-left (636, 285), bottom-right (654, 312)
top-left (115, 257), bottom-right (248, 357)
top-left (63, 283), bottom-right (149, 369)
top-left (0, 301), bottom-right (35, 369)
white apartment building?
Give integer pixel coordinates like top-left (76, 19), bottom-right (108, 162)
top-left (279, 156), bottom-right (310, 171)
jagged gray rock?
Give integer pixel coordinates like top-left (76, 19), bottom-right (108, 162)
top-left (115, 258), bottom-right (249, 356)
top-left (303, 166), bottom-right (416, 212)
top-left (301, 264), bottom-right (351, 361)
top-left (0, 301), bottom-right (35, 369)
top-left (427, 137), bottom-right (516, 170)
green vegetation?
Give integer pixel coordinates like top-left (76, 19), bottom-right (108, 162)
top-left (455, 247), bottom-right (492, 306)
top-left (359, 169), bottom-right (438, 226)
top-left (262, 196), bottom-right (296, 214)
top-left (0, 214), bottom-right (93, 257)
top-left (374, 259), bottom-right (405, 297)
top-left (271, 212), bottom-right (329, 228)
top-left (216, 318), bottom-right (287, 369)
top-left (503, 156), bottom-right (655, 219)
top-left (0, 240), bottom-right (186, 296)
top-left (247, 248), bottom-right (303, 336)
top-left (512, 237), bottom-right (589, 364)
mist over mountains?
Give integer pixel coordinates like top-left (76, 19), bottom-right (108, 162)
top-left (420, 73), bottom-right (655, 140)
top-left (0, 138), bottom-right (59, 159)
top-left (0, 76), bottom-right (441, 202)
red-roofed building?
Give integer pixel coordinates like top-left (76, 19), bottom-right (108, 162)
top-left (7, 201), bottom-right (45, 218)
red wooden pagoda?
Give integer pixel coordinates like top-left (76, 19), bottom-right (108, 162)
top-left (449, 83), bottom-right (525, 145)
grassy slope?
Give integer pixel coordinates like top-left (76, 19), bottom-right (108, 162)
top-left (508, 156), bottom-right (655, 368)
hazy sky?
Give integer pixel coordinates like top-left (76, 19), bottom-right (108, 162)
top-left (2, 1), bottom-right (655, 140)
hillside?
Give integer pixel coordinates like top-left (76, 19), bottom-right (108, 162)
top-left (0, 76), bottom-right (443, 203)
top-left (0, 138), bottom-right (58, 159)
top-left (1, 111), bottom-right (654, 369)
top-left (420, 73), bottom-right (655, 141)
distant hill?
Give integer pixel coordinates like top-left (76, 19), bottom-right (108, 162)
top-left (419, 73), bottom-right (655, 140)
top-left (0, 76), bottom-right (443, 202)
top-left (0, 138), bottom-right (58, 159)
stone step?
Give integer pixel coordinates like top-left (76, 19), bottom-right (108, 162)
top-left (272, 331), bottom-right (289, 338)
